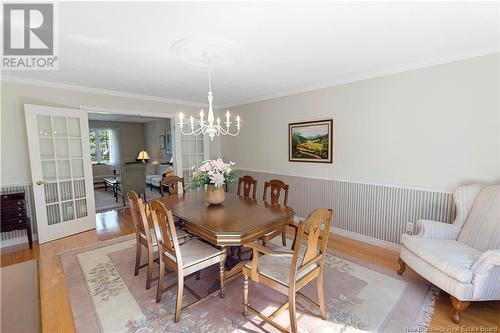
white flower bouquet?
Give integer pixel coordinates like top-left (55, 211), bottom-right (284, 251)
top-left (190, 158), bottom-right (236, 189)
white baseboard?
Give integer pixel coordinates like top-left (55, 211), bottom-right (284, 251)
top-left (0, 234), bottom-right (38, 249)
top-left (331, 227), bottom-right (401, 252)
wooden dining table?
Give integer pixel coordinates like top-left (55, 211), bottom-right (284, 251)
top-left (160, 190), bottom-right (295, 295)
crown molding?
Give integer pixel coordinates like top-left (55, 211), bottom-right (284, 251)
top-left (221, 49), bottom-right (499, 108)
top-left (3, 49), bottom-right (497, 110)
top-left (1, 75), bottom-right (209, 108)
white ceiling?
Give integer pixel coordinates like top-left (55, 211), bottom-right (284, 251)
top-left (3, 1), bottom-right (499, 107)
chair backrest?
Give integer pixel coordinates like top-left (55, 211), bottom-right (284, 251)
top-left (149, 200), bottom-right (182, 268)
top-left (163, 175), bottom-right (185, 195)
top-left (290, 208), bottom-right (333, 283)
top-left (127, 190), bottom-right (151, 243)
top-left (237, 175), bottom-right (257, 199)
top-left (121, 163), bottom-right (147, 194)
top-left (263, 179), bottom-right (289, 206)
top-left (458, 184), bottom-right (499, 252)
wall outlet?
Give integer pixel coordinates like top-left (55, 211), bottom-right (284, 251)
top-left (406, 222), bottom-right (415, 235)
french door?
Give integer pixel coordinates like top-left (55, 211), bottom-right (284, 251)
top-left (167, 116), bottom-right (211, 191)
top-left (25, 104), bottom-right (96, 243)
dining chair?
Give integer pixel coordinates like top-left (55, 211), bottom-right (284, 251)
top-left (127, 191), bottom-right (190, 290)
top-left (160, 175), bottom-right (185, 196)
top-left (237, 175), bottom-right (257, 199)
top-left (149, 200), bottom-right (227, 322)
top-left (261, 179), bottom-right (289, 246)
top-left (242, 208), bottom-right (333, 333)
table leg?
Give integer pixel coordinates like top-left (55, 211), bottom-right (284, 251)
top-left (219, 247), bottom-right (227, 298)
top-left (113, 185), bottom-right (118, 202)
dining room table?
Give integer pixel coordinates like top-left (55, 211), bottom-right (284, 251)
top-left (160, 189), bottom-right (295, 296)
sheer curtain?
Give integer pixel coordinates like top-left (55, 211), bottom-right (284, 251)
top-left (108, 128), bottom-right (121, 174)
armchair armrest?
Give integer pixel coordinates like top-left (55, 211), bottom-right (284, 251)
top-left (415, 219), bottom-right (460, 240)
top-left (471, 250), bottom-right (500, 275)
top-left (243, 242), bottom-right (293, 281)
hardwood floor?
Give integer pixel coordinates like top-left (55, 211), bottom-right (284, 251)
top-left (1, 208), bottom-right (499, 332)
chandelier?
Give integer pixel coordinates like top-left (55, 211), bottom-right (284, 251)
top-left (178, 69), bottom-right (241, 141)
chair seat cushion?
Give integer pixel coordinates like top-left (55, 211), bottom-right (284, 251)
top-left (401, 235), bottom-right (482, 283)
top-left (171, 238), bottom-right (223, 269)
top-left (244, 245), bottom-right (318, 286)
top-left (140, 227), bottom-right (189, 247)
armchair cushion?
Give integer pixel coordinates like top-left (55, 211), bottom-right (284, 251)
top-left (415, 219), bottom-right (460, 240)
top-left (401, 234), bottom-right (481, 283)
top-left (146, 163), bottom-right (158, 175)
top-left (458, 185), bottom-right (500, 252)
top-left (244, 245), bottom-right (317, 286)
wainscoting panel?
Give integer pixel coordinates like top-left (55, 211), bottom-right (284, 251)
top-left (1, 183), bottom-right (37, 242)
top-left (230, 170), bottom-right (455, 245)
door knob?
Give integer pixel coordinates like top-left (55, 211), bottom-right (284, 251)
top-left (36, 180), bottom-right (44, 185)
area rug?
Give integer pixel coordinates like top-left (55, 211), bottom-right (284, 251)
top-left (94, 188), bottom-right (162, 213)
top-left (60, 236), bottom-right (438, 333)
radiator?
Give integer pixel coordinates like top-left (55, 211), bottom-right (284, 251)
top-left (0, 183), bottom-right (38, 242)
top-left (231, 170), bottom-right (455, 245)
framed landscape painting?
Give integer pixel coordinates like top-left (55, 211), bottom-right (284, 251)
top-left (289, 119), bottom-right (333, 163)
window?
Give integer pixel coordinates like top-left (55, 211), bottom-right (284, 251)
top-left (89, 129), bottom-right (111, 164)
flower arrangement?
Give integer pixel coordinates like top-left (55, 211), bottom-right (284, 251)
top-left (190, 158), bottom-right (236, 189)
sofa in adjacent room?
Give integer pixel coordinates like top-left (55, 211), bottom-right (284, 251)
top-left (145, 162), bottom-right (174, 190)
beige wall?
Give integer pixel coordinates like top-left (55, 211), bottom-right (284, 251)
top-left (0, 81), bottom-right (221, 185)
top-left (88, 120), bottom-right (145, 162)
top-left (144, 118), bottom-right (173, 162)
top-left (221, 54), bottom-right (500, 191)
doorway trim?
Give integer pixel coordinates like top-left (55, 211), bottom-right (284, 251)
top-left (79, 105), bottom-right (190, 178)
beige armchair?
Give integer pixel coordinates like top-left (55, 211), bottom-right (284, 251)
top-left (118, 163), bottom-right (146, 205)
top-left (398, 184), bottom-right (500, 323)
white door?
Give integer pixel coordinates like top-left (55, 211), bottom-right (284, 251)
top-left (25, 104), bottom-right (96, 243)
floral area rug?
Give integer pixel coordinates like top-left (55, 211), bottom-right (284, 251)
top-left (60, 236), bottom-right (437, 333)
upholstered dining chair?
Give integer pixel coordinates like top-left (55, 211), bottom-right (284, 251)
top-left (119, 163), bottom-right (147, 205)
top-left (149, 200), bottom-right (227, 322)
top-left (127, 191), bottom-right (190, 290)
top-left (237, 175), bottom-right (257, 200)
top-left (242, 208), bottom-right (333, 333)
top-left (160, 175), bottom-right (185, 196)
top-left (261, 179), bottom-right (290, 246)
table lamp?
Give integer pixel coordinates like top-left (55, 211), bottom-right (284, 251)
top-left (137, 150), bottom-right (150, 163)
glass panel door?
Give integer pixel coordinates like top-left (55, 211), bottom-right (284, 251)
top-left (25, 105), bottom-right (95, 243)
top-left (180, 133), bottom-right (206, 187)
